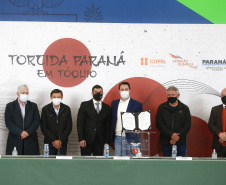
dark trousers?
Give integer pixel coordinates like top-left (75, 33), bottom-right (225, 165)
top-left (49, 142), bottom-right (67, 155)
top-left (81, 137), bottom-right (104, 156)
top-left (162, 144), bottom-right (186, 157)
top-left (217, 146), bottom-right (226, 157)
top-left (22, 140), bottom-right (24, 155)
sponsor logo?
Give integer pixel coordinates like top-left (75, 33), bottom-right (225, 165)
top-left (169, 53), bottom-right (198, 69)
top-left (202, 59), bottom-right (226, 71)
top-left (141, 58), bottom-right (166, 67)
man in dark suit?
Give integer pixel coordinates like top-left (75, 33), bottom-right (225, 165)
top-left (110, 82), bottom-right (143, 156)
top-left (77, 85), bottom-right (111, 156)
top-left (41, 89), bottom-right (72, 155)
top-left (208, 88), bottom-right (226, 157)
top-left (5, 85), bottom-right (40, 155)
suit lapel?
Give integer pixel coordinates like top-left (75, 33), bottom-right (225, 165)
top-left (218, 105), bottom-right (223, 129)
top-left (89, 99), bottom-right (98, 116)
top-left (25, 101), bottom-right (31, 116)
top-left (24, 101), bottom-right (32, 122)
top-left (114, 99), bottom-right (120, 115)
top-left (15, 99), bottom-right (23, 120)
top-left (99, 102), bottom-right (108, 116)
top-left (126, 98), bottom-right (133, 112)
top-left (58, 103), bottom-right (65, 115)
top-left (15, 99), bottom-right (21, 112)
top-left (48, 103), bottom-right (57, 115)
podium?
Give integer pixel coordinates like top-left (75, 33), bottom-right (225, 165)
top-left (121, 131), bottom-right (155, 157)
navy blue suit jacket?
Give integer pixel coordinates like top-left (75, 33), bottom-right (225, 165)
top-left (110, 98), bottom-right (143, 142)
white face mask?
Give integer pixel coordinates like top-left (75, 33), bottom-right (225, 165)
top-left (52, 98), bottom-right (61, 106)
top-left (120, 91), bottom-right (130, 100)
top-left (19, 94), bottom-right (29, 103)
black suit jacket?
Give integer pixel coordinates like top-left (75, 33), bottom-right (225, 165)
top-left (5, 99), bottom-right (40, 155)
top-left (77, 99), bottom-right (111, 145)
top-left (208, 104), bottom-right (224, 151)
top-left (41, 103), bottom-right (72, 144)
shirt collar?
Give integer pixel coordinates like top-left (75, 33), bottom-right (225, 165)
top-left (17, 99), bottom-right (27, 106)
top-left (120, 97), bottom-right (130, 104)
top-left (93, 99), bottom-right (102, 105)
top-left (53, 104), bottom-right (60, 111)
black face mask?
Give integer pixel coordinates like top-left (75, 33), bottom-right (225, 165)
top-left (93, 93), bottom-right (103, 101)
top-left (168, 97), bottom-right (177, 104)
top-left (221, 96), bottom-right (226, 104)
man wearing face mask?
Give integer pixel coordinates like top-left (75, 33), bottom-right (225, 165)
top-left (208, 88), bottom-right (226, 157)
top-left (77, 85), bottom-right (111, 156)
top-left (110, 82), bottom-right (143, 156)
top-left (5, 85), bottom-right (40, 155)
top-left (41, 89), bottom-right (72, 155)
top-left (156, 86), bottom-right (191, 157)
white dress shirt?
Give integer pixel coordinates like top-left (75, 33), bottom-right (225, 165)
top-left (18, 99), bottom-right (26, 129)
top-left (93, 99), bottom-right (102, 112)
top-left (53, 105), bottom-right (60, 116)
top-left (115, 97), bottom-right (130, 136)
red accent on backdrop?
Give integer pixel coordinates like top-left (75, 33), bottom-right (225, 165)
top-left (187, 116), bottom-right (212, 157)
top-left (104, 77), bottom-right (212, 157)
top-left (43, 38), bottom-right (91, 87)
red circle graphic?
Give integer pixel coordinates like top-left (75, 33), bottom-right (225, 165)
top-left (104, 77), bottom-right (212, 157)
top-left (43, 38), bottom-right (92, 87)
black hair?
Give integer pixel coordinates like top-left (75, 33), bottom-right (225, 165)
top-left (119, 82), bottom-right (130, 90)
top-left (92, 85), bottom-right (103, 92)
top-left (50, 89), bottom-right (63, 97)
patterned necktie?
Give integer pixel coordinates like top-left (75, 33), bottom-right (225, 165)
top-left (96, 103), bottom-right (100, 114)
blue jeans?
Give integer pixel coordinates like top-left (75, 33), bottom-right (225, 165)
top-left (114, 136), bottom-right (129, 156)
top-left (162, 144), bottom-right (187, 157)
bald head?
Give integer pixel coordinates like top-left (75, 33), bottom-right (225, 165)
top-left (221, 88), bottom-right (226, 97)
top-left (221, 88), bottom-right (226, 105)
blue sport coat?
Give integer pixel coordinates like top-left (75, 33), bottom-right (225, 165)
top-left (110, 98), bottom-right (143, 142)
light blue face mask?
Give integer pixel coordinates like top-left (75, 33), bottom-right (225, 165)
top-left (19, 94), bottom-right (29, 102)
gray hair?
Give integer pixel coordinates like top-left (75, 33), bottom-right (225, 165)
top-left (166, 86), bottom-right (179, 95)
top-left (17, 84), bottom-right (29, 93)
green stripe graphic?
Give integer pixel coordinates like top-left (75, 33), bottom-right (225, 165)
top-left (178, 0), bottom-right (226, 24)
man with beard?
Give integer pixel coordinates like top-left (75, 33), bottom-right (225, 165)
top-left (77, 85), bottom-right (111, 156)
